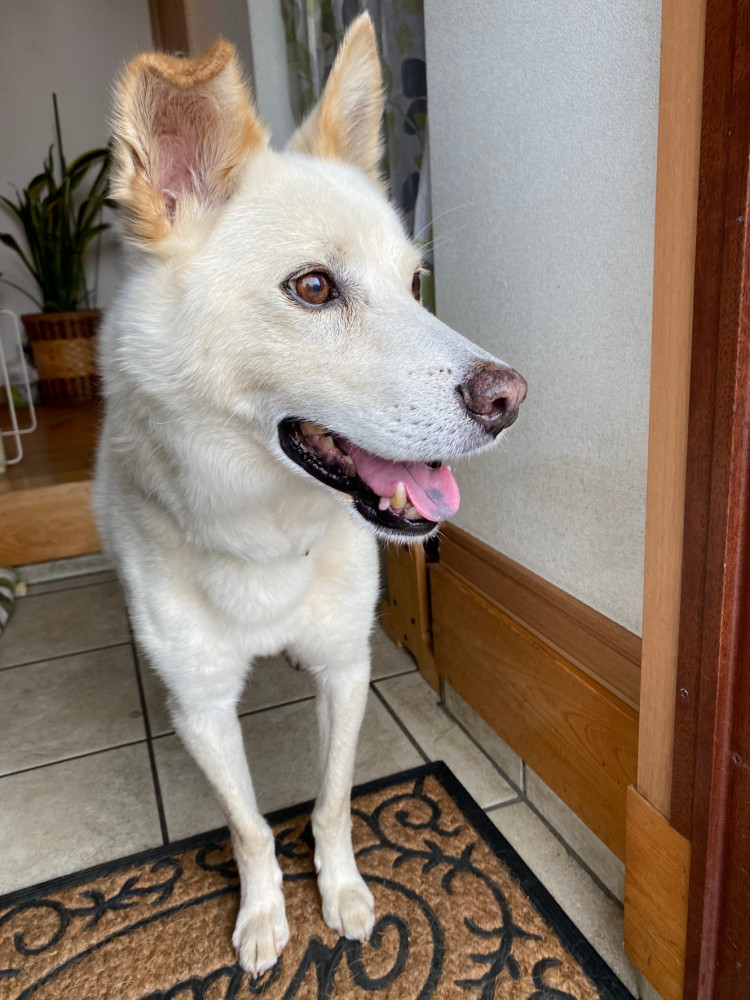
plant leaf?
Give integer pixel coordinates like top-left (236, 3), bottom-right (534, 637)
top-left (79, 221), bottom-right (109, 255)
top-left (67, 148), bottom-right (109, 190)
top-left (0, 275), bottom-right (42, 309)
top-left (0, 194), bottom-right (23, 220)
top-left (1, 117), bottom-right (111, 310)
top-left (0, 232), bottom-right (37, 278)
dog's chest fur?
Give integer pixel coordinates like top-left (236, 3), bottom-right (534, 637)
top-left (96, 375), bottom-right (378, 662)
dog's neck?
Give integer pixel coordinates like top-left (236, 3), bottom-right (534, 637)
top-left (102, 394), bottom-right (342, 564)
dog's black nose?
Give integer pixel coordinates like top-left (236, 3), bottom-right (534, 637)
top-left (457, 362), bottom-right (528, 436)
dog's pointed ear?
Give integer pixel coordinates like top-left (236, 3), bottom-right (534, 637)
top-left (111, 40), bottom-right (268, 251)
top-left (287, 13), bottom-right (384, 184)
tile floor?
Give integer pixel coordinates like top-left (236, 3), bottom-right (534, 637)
top-left (0, 557), bottom-right (660, 999)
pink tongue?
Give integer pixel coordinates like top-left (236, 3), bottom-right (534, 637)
top-left (344, 443), bottom-right (460, 522)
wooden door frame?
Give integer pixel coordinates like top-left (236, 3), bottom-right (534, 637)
top-left (621, 2), bottom-right (706, 993)
top-left (635, 0), bottom-right (707, 821)
top-left (668, 2), bottom-right (750, 995)
top-left (147, 0), bottom-right (191, 53)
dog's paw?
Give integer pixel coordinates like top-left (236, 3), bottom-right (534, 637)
top-left (320, 876), bottom-right (375, 941)
top-left (232, 893), bottom-right (289, 978)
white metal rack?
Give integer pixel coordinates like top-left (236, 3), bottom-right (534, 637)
top-left (0, 310), bottom-right (37, 470)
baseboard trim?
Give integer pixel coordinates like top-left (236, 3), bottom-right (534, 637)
top-left (439, 525), bottom-right (641, 710)
top-left (430, 564), bottom-right (638, 859)
top-left (624, 785), bottom-right (690, 1000)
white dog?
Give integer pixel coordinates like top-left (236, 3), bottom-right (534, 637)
top-left (94, 13), bottom-right (526, 978)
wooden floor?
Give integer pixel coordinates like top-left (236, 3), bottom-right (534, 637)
top-left (0, 401), bottom-right (101, 494)
top-left (0, 401), bottom-right (102, 564)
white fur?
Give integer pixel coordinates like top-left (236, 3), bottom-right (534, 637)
top-left (95, 29), bottom-right (517, 980)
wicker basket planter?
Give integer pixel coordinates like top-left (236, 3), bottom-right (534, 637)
top-left (22, 310), bottom-right (101, 402)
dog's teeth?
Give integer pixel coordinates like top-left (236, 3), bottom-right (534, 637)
top-left (378, 497), bottom-right (391, 511)
top-left (300, 420), bottom-right (324, 437)
top-left (321, 434), bottom-right (335, 450)
top-left (404, 505), bottom-right (420, 519)
top-left (392, 482), bottom-right (407, 511)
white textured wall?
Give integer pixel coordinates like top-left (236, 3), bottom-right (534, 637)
top-left (424, 1), bottom-right (661, 634)
top-left (0, 0), bottom-right (152, 357)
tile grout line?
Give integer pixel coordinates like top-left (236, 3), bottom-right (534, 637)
top-left (489, 789), bottom-right (624, 910)
top-left (19, 575), bottom-right (119, 598)
top-left (437, 697), bottom-right (623, 908)
top-left (438, 699), bottom-right (525, 798)
top-left (146, 668), bottom-right (419, 740)
top-left (149, 694), bottom-right (319, 741)
top-left (516, 792), bottom-right (625, 911)
top-left (0, 738), bottom-right (150, 779)
top-left (130, 636), bottom-right (170, 846)
top-left (15, 556), bottom-right (114, 579)
top-left (369, 666), bottom-right (419, 682)
top-left (370, 683), bottom-right (431, 765)
top-left (484, 795), bottom-right (525, 811)
top-left (374, 675), bottom-right (527, 808)
top-left (0, 640), bottom-right (132, 674)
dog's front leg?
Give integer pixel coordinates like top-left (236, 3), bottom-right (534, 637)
top-left (170, 692), bottom-right (289, 976)
top-left (310, 658), bottom-right (375, 941)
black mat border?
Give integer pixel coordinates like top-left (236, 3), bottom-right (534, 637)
top-left (0, 760), bottom-right (635, 999)
top-left (433, 763), bottom-right (636, 1000)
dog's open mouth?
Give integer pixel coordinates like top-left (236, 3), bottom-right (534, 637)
top-left (278, 418), bottom-right (460, 537)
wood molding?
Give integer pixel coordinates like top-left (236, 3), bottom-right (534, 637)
top-left (381, 543), bottom-right (440, 692)
top-left (637, 0), bottom-right (707, 817)
top-left (671, 0), bottom-right (744, 838)
top-left (669, 1), bottom-right (750, 994)
top-left (430, 564), bottom-right (638, 858)
top-left (0, 403), bottom-right (100, 496)
top-left (0, 481), bottom-right (101, 565)
top-left (624, 786), bottom-right (690, 1000)
top-left (439, 524), bottom-right (641, 709)
top-left (147, 0), bottom-right (191, 53)
top-left (0, 403), bottom-right (101, 565)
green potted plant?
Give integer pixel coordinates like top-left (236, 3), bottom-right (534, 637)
top-left (0, 95), bottom-right (113, 402)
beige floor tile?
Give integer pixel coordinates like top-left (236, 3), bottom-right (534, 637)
top-left (488, 802), bottom-right (639, 995)
top-left (443, 682), bottom-right (524, 788)
top-left (0, 645), bottom-right (144, 776)
top-left (370, 626), bottom-right (417, 679)
top-left (0, 581), bottom-right (130, 669)
top-left (0, 743), bottom-right (162, 896)
top-left (153, 693), bottom-right (424, 840)
top-left (526, 767), bottom-right (625, 902)
top-left (374, 672), bottom-right (516, 809)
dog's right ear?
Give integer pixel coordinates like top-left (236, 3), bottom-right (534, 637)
top-left (111, 40), bottom-right (268, 252)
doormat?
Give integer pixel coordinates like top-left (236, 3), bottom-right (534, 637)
top-left (0, 762), bottom-right (634, 999)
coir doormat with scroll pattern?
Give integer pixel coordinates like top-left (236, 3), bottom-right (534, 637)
top-left (0, 762), bottom-right (634, 999)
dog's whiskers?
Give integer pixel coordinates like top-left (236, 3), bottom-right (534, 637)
top-left (417, 228), bottom-right (469, 262)
top-left (412, 202), bottom-right (473, 243)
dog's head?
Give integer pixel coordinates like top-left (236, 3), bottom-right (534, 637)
top-left (110, 14), bottom-right (526, 541)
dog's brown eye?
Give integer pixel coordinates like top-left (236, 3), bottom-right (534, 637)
top-left (293, 271), bottom-right (337, 305)
top-left (412, 272), bottom-right (421, 301)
